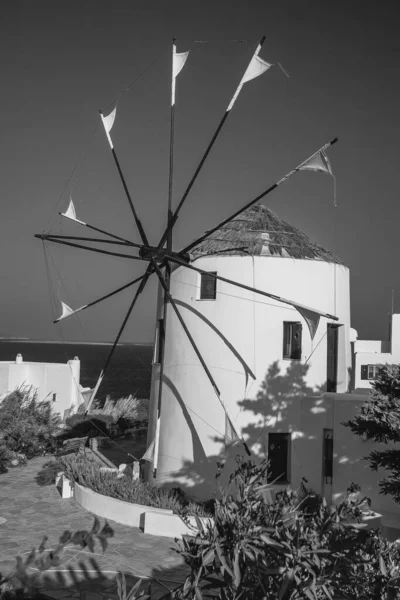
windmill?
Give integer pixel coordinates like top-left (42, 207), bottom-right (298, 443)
top-left (35, 36), bottom-right (339, 478)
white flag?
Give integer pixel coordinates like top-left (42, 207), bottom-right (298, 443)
top-left (296, 306), bottom-right (320, 341)
top-left (61, 198), bottom-right (85, 224)
top-left (172, 47), bottom-right (189, 105)
top-left (227, 44), bottom-right (272, 112)
top-left (173, 49), bottom-right (189, 79)
top-left (56, 301), bottom-right (75, 323)
top-left (242, 55), bottom-right (272, 84)
top-left (100, 107), bottom-right (117, 149)
top-left (142, 437), bottom-right (155, 462)
top-left (102, 107), bottom-right (117, 134)
top-left (299, 148), bottom-right (336, 205)
top-left (224, 414), bottom-right (241, 448)
top-left (299, 149), bottom-right (333, 176)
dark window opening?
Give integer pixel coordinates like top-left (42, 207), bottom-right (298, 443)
top-left (327, 324), bottom-right (339, 393)
top-left (154, 318), bottom-right (165, 364)
top-left (267, 433), bottom-right (290, 483)
top-left (283, 322), bottom-right (302, 360)
top-left (200, 272), bottom-right (217, 300)
top-left (52, 393), bottom-right (57, 403)
top-left (361, 364), bottom-right (383, 380)
top-left (323, 429), bottom-right (333, 484)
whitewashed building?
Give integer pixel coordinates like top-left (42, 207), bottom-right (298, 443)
top-left (351, 314), bottom-right (400, 390)
top-left (0, 353), bottom-right (82, 420)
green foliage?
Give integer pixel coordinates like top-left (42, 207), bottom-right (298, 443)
top-left (0, 387), bottom-right (60, 465)
top-left (92, 395), bottom-right (148, 423)
top-left (0, 518), bottom-right (114, 597)
top-left (172, 457), bottom-right (400, 600)
top-left (64, 413), bottom-right (115, 437)
top-left (59, 454), bottom-right (212, 516)
top-left (115, 573), bottom-right (152, 600)
top-left (35, 459), bottom-right (63, 486)
top-left (342, 363), bottom-right (400, 503)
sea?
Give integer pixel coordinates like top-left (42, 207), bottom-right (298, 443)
top-left (0, 339), bottom-right (153, 401)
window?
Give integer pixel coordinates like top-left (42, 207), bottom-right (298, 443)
top-left (154, 318), bottom-right (165, 364)
top-left (200, 272), bottom-right (217, 300)
top-left (323, 429), bottom-right (333, 484)
top-left (283, 322), bottom-right (302, 360)
top-left (361, 365), bottom-right (383, 380)
top-left (267, 433), bottom-right (290, 483)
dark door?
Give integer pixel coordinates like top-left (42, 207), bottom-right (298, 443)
top-left (267, 433), bottom-right (289, 483)
top-left (327, 324), bottom-right (339, 392)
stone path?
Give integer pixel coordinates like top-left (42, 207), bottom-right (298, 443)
top-left (0, 457), bottom-right (188, 599)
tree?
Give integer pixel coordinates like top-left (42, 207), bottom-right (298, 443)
top-left (343, 364), bottom-right (400, 503)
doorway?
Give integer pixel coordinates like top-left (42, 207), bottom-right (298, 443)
top-left (327, 324), bottom-right (339, 392)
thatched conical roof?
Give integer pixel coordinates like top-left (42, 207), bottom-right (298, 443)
top-left (189, 204), bottom-right (343, 264)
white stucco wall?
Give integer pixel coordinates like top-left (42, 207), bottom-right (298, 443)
top-left (353, 314), bottom-right (400, 389)
top-left (289, 393), bottom-right (400, 530)
top-left (0, 356), bottom-right (81, 419)
top-left (147, 255), bottom-right (351, 496)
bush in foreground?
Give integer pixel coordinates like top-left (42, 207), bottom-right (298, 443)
top-left (174, 458), bottom-right (400, 600)
top-left (0, 387), bottom-right (60, 471)
top-left (343, 363), bottom-right (400, 505)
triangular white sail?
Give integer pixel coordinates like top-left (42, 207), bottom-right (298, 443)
top-left (55, 301), bottom-right (75, 323)
top-left (224, 414), bottom-right (241, 448)
top-left (102, 107), bottom-right (117, 134)
top-left (54, 300), bottom-right (86, 323)
top-left (61, 198), bottom-right (86, 225)
top-left (100, 107), bottom-right (117, 149)
top-left (173, 49), bottom-right (189, 79)
top-left (242, 55), bottom-right (272, 84)
top-left (142, 437), bottom-right (155, 462)
top-left (172, 45), bottom-right (189, 106)
top-left (227, 40), bottom-right (272, 112)
top-left (296, 306), bottom-right (321, 341)
top-left (299, 149), bottom-right (333, 175)
top-left (299, 148), bottom-right (336, 205)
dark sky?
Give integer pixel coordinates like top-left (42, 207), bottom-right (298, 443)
top-left (1, 0), bottom-right (399, 343)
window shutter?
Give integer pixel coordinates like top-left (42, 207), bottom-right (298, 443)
top-left (200, 272), bottom-right (217, 300)
top-left (292, 323), bottom-right (302, 360)
top-left (283, 323), bottom-right (290, 358)
top-left (361, 365), bottom-right (368, 380)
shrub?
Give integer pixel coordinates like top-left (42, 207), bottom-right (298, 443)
top-left (0, 387), bottom-right (60, 460)
top-left (173, 457), bottom-right (400, 600)
top-left (92, 395), bottom-right (148, 423)
top-left (64, 414), bottom-right (115, 437)
top-left (35, 459), bottom-right (64, 486)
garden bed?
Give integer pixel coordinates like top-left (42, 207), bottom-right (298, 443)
top-left (74, 481), bottom-right (174, 529)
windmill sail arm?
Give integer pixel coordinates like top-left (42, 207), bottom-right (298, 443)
top-left (53, 274), bottom-right (147, 324)
top-left (40, 234), bottom-right (136, 247)
top-left (34, 235), bottom-right (146, 261)
top-left (58, 205), bottom-right (142, 248)
top-left (151, 259), bottom-right (251, 456)
top-left (84, 267), bottom-right (153, 415)
top-left (99, 111), bottom-right (149, 248)
top-left (156, 36), bottom-right (268, 252)
top-left (167, 255), bottom-right (338, 321)
top-left (181, 138), bottom-right (339, 255)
